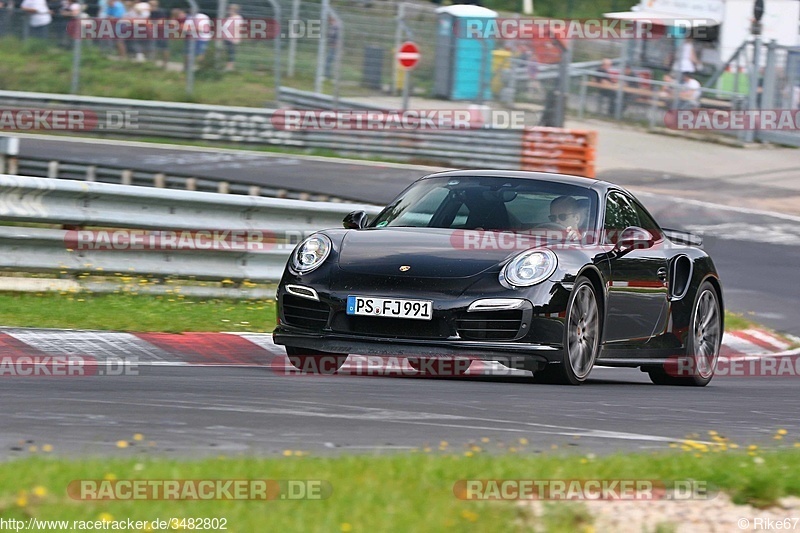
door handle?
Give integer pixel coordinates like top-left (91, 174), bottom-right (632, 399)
top-left (657, 267), bottom-right (668, 281)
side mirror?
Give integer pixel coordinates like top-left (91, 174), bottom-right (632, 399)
top-left (614, 226), bottom-right (655, 253)
top-left (343, 210), bottom-right (369, 229)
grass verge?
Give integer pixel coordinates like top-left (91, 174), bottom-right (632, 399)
top-left (0, 37), bottom-right (380, 107)
top-left (0, 290), bottom-right (762, 335)
top-left (0, 291), bottom-right (275, 333)
top-left (2, 449), bottom-right (800, 531)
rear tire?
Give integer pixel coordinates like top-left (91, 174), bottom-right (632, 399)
top-left (647, 281), bottom-right (721, 387)
top-left (286, 346), bottom-right (348, 374)
top-left (533, 277), bottom-right (601, 385)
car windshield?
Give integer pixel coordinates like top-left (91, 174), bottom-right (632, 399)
top-left (371, 176), bottom-right (598, 234)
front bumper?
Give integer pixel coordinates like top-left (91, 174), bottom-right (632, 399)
top-left (273, 327), bottom-right (562, 365)
top-left (273, 267), bottom-right (571, 368)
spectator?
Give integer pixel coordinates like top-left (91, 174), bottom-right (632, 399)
top-left (59, 0), bottom-right (83, 47)
top-left (173, 8), bottom-right (212, 71)
top-left (621, 65), bottom-right (640, 115)
top-left (679, 72), bottom-right (702, 108)
top-left (130, 0), bottom-right (150, 61)
top-left (659, 74), bottom-right (675, 98)
top-left (110, 0), bottom-right (135, 58)
top-left (104, 0), bottom-right (125, 55)
top-left (594, 58), bottom-right (615, 115)
top-left (673, 36), bottom-right (701, 77)
top-left (106, 0), bottom-right (125, 18)
top-left (324, 14), bottom-right (339, 79)
top-left (21, 0), bottom-right (53, 40)
top-left (222, 3), bottom-right (243, 72)
top-left (134, 0), bottom-right (149, 17)
top-left (148, 0), bottom-right (169, 66)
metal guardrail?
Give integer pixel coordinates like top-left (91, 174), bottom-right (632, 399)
top-left (278, 87), bottom-right (390, 112)
top-left (10, 156), bottom-right (352, 203)
top-left (0, 174), bottom-right (382, 283)
top-left (0, 90), bottom-right (526, 169)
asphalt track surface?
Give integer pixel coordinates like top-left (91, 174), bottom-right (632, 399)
top-left (3, 136), bottom-right (799, 458)
top-left (4, 366), bottom-right (800, 458)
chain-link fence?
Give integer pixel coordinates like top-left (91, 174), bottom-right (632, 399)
top-left (2, 2), bottom-right (799, 145)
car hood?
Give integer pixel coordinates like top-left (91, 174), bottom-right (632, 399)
top-left (336, 227), bottom-right (517, 278)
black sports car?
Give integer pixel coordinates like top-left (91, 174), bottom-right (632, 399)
top-left (273, 170), bottom-right (723, 386)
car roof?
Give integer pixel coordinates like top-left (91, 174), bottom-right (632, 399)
top-left (420, 169), bottom-right (616, 192)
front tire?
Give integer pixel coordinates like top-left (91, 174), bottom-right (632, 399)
top-left (286, 347), bottom-right (348, 374)
top-left (533, 277), bottom-right (601, 385)
top-left (647, 281), bottom-right (721, 387)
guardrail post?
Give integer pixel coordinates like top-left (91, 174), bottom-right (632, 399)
top-left (85, 165), bottom-right (96, 182)
top-left (7, 157), bottom-right (17, 175)
top-left (154, 173), bottom-right (166, 188)
top-left (577, 73), bottom-right (587, 120)
top-left (217, 181), bottom-right (230, 194)
top-left (47, 161), bottom-right (59, 179)
top-left (744, 36), bottom-right (762, 143)
top-left (185, 178), bottom-right (197, 191)
top-left (314, 0), bottom-right (330, 94)
top-left (121, 170), bottom-right (133, 185)
top-left (70, 1), bottom-right (84, 94)
top-left (248, 185), bottom-right (261, 196)
top-left (0, 137), bottom-right (19, 175)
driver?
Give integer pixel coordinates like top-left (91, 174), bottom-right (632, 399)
top-left (549, 196), bottom-right (584, 241)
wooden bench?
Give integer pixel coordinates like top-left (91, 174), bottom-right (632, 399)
top-left (583, 80), bottom-right (738, 114)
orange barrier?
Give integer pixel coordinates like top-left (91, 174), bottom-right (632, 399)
top-left (520, 127), bottom-right (597, 178)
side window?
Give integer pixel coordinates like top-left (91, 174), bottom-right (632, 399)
top-left (604, 192), bottom-right (640, 243)
top-left (631, 200), bottom-right (662, 237)
top-left (450, 203), bottom-right (471, 228)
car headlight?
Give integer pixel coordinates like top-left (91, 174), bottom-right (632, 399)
top-left (500, 249), bottom-right (557, 288)
top-left (290, 234), bottom-right (332, 274)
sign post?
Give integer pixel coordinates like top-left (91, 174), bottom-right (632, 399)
top-left (396, 41), bottom-right (420, 111)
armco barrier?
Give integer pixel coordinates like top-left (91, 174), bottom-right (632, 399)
top-left (11, 156), bottom-right (353, 203)
top-left (0, 90), bottom-right (596, 177)
top-left (0, 174), bottom-right (381, 283)
top-left (520, 128), bottom-right (597, 178)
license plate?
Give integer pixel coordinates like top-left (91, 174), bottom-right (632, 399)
top-left (346, 296), bottom-right (433, 320)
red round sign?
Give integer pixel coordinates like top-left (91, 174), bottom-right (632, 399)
top-left (397, 41), bottom-right (421, 69)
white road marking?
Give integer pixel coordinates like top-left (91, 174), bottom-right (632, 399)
top-left (48, 396), bottom-right (694, 445)
top-left (742, 329), bottom-right (790, 351)
top-left (4, 330), bottom-right (169, 361)
top-left (721, 332), bottom-right (769, 356)
top-left (635, 191), bottom-right (800, 223)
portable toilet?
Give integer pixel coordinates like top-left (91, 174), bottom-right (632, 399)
top-left (434, 5), bottom-right (498, 101)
